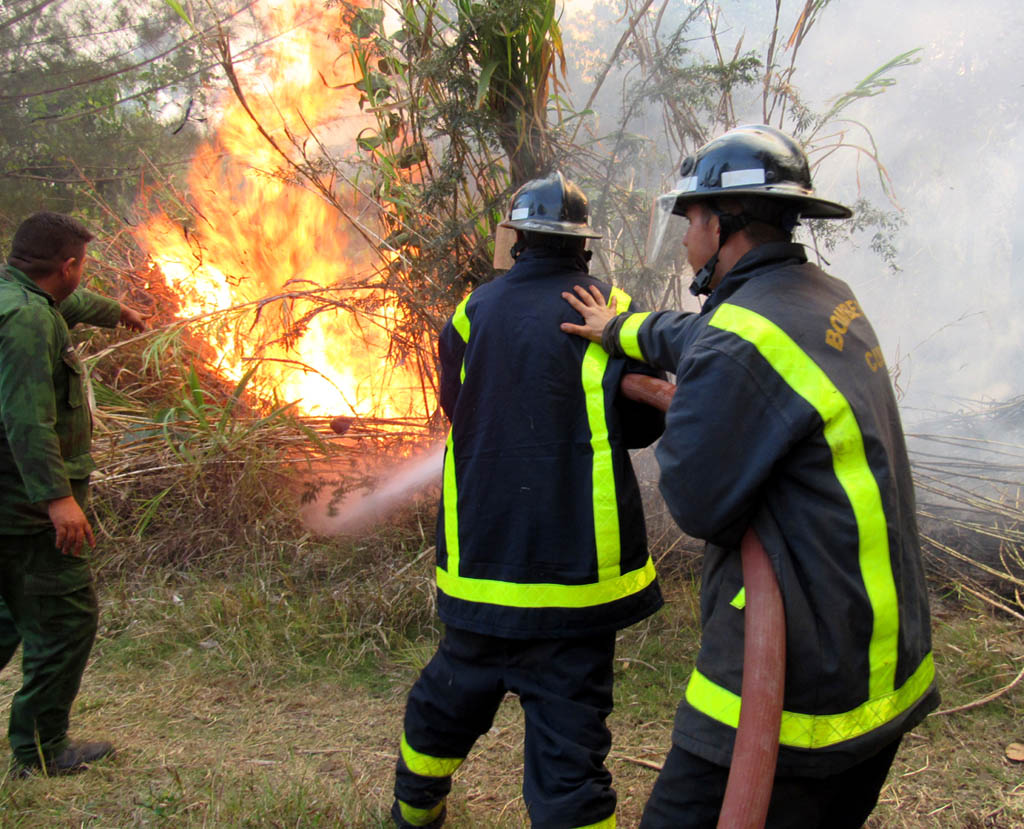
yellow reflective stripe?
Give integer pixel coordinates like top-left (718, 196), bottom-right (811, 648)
top-left (443, 295), bottom-right (472, 578)
top-left (442, 428), bottom-right (460, 581)
top-left (582, 286), bottom-right (633, 580)
top-left (400, 732), bottom-right (464, 778)
top-left (730, 587), bottom-right (746, 610)
top-left (398, 800), bottom-right (445, 826)
top-left (617, 311), bottom-right (650, 362)
top-left (582, 339), bottom-right (620, 580)
top-left (451, 294), bottom-right (471, 342)
top-left (709, 303), bottom-right (899, 698)
top-left (452, 294), bottom-right (471, 383)
top-left (685, 652), bottom-right (935, 749)
top-left (436, 556), bottom-right (657, 608)
top-left (574, 813), bottom-right (616, 829)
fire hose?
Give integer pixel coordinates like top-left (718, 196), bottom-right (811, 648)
top-left (620, 373), bottom-right (786, 829)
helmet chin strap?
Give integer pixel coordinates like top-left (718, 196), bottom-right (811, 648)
top-left (510, 237), bottom-right (528, 261)
top-left (689, 208), bottom-right (751, 297)
top-left (689, 252), bottom-right (719, 296)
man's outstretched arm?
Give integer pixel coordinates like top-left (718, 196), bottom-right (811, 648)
top-left (561, 284), bottom-right (699, 372)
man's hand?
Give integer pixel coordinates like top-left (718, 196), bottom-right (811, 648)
top-left (560, 284), bottom-right (618, 343)
top-left (47, 496), bottom-right (95, 556)
top-left (119, 305), bottom-right (147, 332)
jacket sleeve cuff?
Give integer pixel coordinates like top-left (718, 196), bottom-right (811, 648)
top-left (24, 474), bottom-right (73, 505)
top-left (602, 312), bottom-right (650, 362)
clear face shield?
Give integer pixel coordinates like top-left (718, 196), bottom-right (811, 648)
top-left (644, 194), bottom-right (691, 274)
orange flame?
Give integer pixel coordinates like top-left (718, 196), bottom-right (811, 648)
top-left (135, 0), bottom-right (433, 421)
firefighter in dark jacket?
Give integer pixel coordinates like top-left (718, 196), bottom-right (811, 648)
top-left (562, 125), bottom-right (939, 828)
top-left (391, 172), bottom-right (665, 829)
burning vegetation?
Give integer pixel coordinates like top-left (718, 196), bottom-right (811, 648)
top-left (133, 0), bottom-right (436, 423)
top-left (4, 0), bottom-right (1015, 618)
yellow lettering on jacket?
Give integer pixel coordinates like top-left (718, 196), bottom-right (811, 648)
top-left (865, 346), bottom-right (886, 372)
top-left (825, 300), bottom-right (862, 351)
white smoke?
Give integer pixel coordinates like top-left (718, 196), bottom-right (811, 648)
top-left (792, 0), bottom-right (1024, 422)
top-left (563, 0), bottom-right (1024, 425)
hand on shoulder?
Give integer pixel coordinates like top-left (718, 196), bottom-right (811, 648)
top-left (560, 284), bottom-right (617, 343)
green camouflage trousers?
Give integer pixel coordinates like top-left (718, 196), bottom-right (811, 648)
top-left (0, 528), bottom-right (98, 764)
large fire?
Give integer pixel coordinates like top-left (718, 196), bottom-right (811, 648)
top-left (135, 0), bottom-right (433, 421)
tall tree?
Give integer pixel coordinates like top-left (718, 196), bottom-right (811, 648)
top-left (0, 0), bottom-right (226, 237)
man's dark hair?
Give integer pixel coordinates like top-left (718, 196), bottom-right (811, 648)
top-left (7, 211), bottom-right (94, 278)
top-left (714, 197), bottom-right (799, 246)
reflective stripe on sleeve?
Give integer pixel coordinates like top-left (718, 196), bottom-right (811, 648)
top-left (617, 312), bottom-right (650, 362)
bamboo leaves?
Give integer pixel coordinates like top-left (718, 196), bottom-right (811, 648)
top-left (159, 366), bottom-right (300, 462)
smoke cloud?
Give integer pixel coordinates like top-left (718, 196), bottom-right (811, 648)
top-left (795, 0), bottom-right (1024, 422)
top-left (564, 0), bottom-right (1024, 424)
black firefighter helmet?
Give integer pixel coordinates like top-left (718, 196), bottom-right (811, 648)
top-left (493, 171), bottom-right (601, 269)
top-left (500, 171), bottom-right (603, 238)
top-left (653, 125), bottom-right (852, 295)
top-left (658, 124), bottom-right (853, 219)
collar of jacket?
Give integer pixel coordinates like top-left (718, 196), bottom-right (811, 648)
top-left (1, 263), bottom-right (56, 305)
top-left (507, 246), bottom-right (591, 278)
top-left (700, 241), bottom-right (807, 316)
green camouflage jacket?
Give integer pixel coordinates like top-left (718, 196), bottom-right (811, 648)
top-left (0, 264), bottom-right (121, 534)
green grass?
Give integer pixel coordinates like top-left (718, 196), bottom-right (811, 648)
top-left (1, 533), bottom-right (1022, 828)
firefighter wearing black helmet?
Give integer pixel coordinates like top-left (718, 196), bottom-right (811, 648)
top-left (391, 172), bottom-right (666, 829)
top-left (562, 126), bottom-right (939, 828)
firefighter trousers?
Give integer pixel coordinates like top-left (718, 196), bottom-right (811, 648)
top-left (0, 529), bottom-right (99, 765)
top-left (393, 626), bottom-right (617, 829)
top-left (639, 736), bottom-right (902, 828)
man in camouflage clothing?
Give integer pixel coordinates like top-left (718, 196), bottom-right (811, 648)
top-left (0, 211), bottom-right (145, 776)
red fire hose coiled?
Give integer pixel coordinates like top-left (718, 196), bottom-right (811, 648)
top-left (621, 373), bottom-right (786, 829)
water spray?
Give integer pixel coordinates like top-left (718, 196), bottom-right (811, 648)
top-left (302, 442), bottom-right (445, 535)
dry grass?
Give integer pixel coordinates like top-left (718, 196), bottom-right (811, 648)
top-left (1, 544), bottom-right (1022, 828)
top-left (3, 350), bottom-right (1024, 826)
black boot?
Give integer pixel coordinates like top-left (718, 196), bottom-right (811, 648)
top-left (11, 739), bottom-right (115, 778)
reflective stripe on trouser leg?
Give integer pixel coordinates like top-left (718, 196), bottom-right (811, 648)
top-left (393, 797), bottom-right (445, 828)
top-left (394, 627), bottom-right (507, 819)
top-left (400, 731), bottom-right (464, 778)
top-left (393, 733), bottom-right (461, 826)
